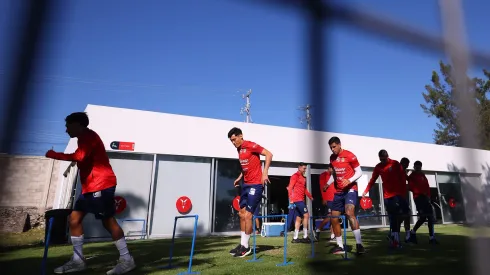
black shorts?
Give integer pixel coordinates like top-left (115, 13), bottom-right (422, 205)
top-left (414, 195), bottom-right (433, 217)
top-left (384, 195), bottom-right (410, 216)
top-left (324, 201), bottom-right (333, 216)
top-left (74, 186), bottom-right (116, 219)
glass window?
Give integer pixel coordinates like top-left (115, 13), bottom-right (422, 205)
top-left (437, 173), bottom-right (466, 223)
top-left (214, 159), bottom-right (242, 232)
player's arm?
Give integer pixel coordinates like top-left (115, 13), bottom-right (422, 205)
top-left (345, 153), bottom-right (362, 185)
top-left (287, 174), bottom-right (297, 201)
top-left (407, 174), bottom-right (414, 192)
top-left (45, 140), bottom-right (92, 162)
top-left (233, 172), bottom-right (243, 187)
top-left (260, 148), bottom-right (273, 179)
top-left (363, 167), bottom-right (379, 196)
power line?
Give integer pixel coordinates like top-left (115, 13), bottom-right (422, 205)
top-left (240, 89), bottom-right (253, 123)
top-left (298, 104), bottom-right (312, 130)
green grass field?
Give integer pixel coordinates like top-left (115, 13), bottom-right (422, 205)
top-left (0, 225), bottom-right (473, 275)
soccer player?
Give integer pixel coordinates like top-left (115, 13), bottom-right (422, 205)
top-left (45, 112), bottom-right (135, 274)
top-left (324, 137), bottom-right (365, 255)
top-left (315, 164), bottom-right (336, 243)
top-left (408, 161), bottom-right (438, 244)
top-left (400, 157), bottom-right (412, 242)
top-left (288, 162), bottom-right (314, 243)
top-left (362, 150), bottom-right (409, 248)
top-left (227, 127), bottom-right (273, 257)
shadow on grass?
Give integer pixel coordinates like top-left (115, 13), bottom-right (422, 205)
top-left (305, 227), bottom-right (474, 275)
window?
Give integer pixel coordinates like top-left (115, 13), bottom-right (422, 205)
top-left (214, 159), bottom-right (242, 232)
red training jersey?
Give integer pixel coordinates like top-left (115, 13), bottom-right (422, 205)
top-left (238, 140), bottom-right (264, 185)
top-left (288, 171), bottom-right (313, 203)
top-left (319, 171), bottom-right (335, 202)
top-left (330, 149), bottom-right (360, 192)
top-left (364, 158), bottom-right (405, 199)
top-left (47, 129), bottom-right (117, 194)
top-left (408, 172), bottom-right (431, 198)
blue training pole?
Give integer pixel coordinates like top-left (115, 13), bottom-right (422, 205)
top-left (41, 217), bottom-right (54, 275)
top-left (309, 216), bottom-right (315, 258)
top-left (342, 215), bottom-right (348, 260)
top-left (186, 215), bottom-right (199, 274)
top-left (167, 217), bottom-right (178, 268)
top-left (247, 215), bottom-right (261, 262)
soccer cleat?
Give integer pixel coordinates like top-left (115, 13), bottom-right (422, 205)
top-left (315, 231), bottom-right (321, 241)
top-left (229, 244), bottom-right (241, 255)
top-left (388, 236), bottom-right (403, 249)
top-left (291, 238), bottom-right (302, 244)
top-left (331, 245), bottom-right (345, 255)
top-left (234, 245), bottom-right (252, 258)
top-left (54, 257), bottom-right (87, 274)
top-left (356, 244), bottom-right (366, 254)
top-left (329, 237), bottom-right (337, 243)
top-left (301, 237), bottom-right (312, 243)
top-left (106, 256), bottom-right (136, 275)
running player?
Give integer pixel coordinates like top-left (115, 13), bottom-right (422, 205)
top-left (288, 162), bottom-right (314, 243)
top-left (315, 164), bottom-right (336, 243)
top-left (362, 150), bottom-right (409, 248)
top-left (227, 127), bottom-right (273, 257)
top-left (400, 157), bottom-right (412, 242)
top-left (324, 137), bottom-right (365, 255)
top-left (408, 161), bottom-right (438, 244)
top-left (45, 112), bottom-right (135, 274)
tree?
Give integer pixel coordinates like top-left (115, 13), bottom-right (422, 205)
top-left (421, 61), bottom-right (490, 150)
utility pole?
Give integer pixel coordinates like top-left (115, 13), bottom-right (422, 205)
top-left (240, 89), bottom-right (252, 123)
top-left (298, 104), bottom-right (312, 130)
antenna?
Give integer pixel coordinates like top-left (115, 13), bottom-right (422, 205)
top-left (298, 104), bottom-right (313, 130)
top-left (240, 89), bottom-right (253, 123)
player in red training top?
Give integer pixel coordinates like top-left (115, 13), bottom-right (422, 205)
top-left (288, 162), bottom-right (314, 243)
top-left (408, 161), bottom-right (438, 245)
top-left (315, 163), bottom-right (337, 243)
top-left (324, 137), bottom-right (365, 255)
top-left (400, 157), bottom-right (413, 243)
top-left (45, 112), bottom-right (135, 275)
top-left (227, 127), bottom-right (273, 258)
top-left (362, 150), bottom-right (409, 249)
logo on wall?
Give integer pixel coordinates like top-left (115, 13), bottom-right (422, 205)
top-left (232, 196), bottom-right (241, 211)
top-left (360, 197), bottom-right (373, 210)
top-left (110, 141), bottom-right (135, 151)
top-left (448, 197), bottom-right (457, 208)
top-left (176, 196), bottom-right (192, 214)
top-left (114, 196), bottom-right (127, 214)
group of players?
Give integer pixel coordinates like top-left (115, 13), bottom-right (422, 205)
top-left (42, 112), bottom-right (439, 275)
top-left (227, 127), bottom-right (438, 258)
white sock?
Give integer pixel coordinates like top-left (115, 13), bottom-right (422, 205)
top-left (71, 235), bottom-right (84, 261)
top-left (243, 234), bottom-right (251, 248)
top-left (294, 230), bottom-right (299, 239)
top-left (315, 228), bottom-right (321, 233)
top-left (336, 236), bottom-right (344, 248)
top-left (352, 229), bottom-right (362, 244)
top-left (393, 232), bottom-right (400, 242)
top-left (330, 233), bottom-right (335, 239)
top-left (115, 237), bottom-right (131, 261)
top-left (303, 228), bottom-right (308, 238)
top-left (240, 231), bottom-right (245, 246)
top-left (405, 230), bottom-right (411, 239)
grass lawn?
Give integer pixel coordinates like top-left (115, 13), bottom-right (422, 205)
top-left (0, 225), bottom-right (474, 275)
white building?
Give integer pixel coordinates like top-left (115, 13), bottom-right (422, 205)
top-left (53, 104), bottom-right (489, 240)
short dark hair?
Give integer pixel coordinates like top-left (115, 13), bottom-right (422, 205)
top-left (378, 149), bottom-right (388, 157)
top-left (227, 127), bottom-right (242, 138)
top-left (328, 136), bottom-right (341, 145)
top-left (65, 112), bottom-right (89, 127)
top-left (414, 160), bottom-right (422, 166)
top-left (298, 162), bottom-right (307, 167)
top-left (401, 157), bottom-right (409, 163)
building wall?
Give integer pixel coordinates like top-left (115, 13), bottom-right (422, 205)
top-left (80, 104), bottom-right (490, 181)
top-left (0, 154), bottom-right (62, 231)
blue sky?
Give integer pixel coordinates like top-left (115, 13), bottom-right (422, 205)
top-left (0, 0), bottom-right (489, 155)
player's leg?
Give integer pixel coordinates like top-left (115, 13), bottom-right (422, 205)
top-left (329, 193), bottom-right (346, 254)
top-left (386, 196), bottom-right (403, 248)
top-left (403, 214), bottom-right (411, 242)
top-left (292, 206), bottom-right (303, 243)
top-left (316, 203), bottom-right (332, 241)
top-left (345, 190), bottom-right (365, 254)
top-left (411, 196), bottom-right (428, 244)
top-left (254, 205), bottom-right (261, 234)
top-left (90, 187), bottom-right (135, 275)
top-left (230, 185), bottom-right (249, 255)
top-left (297, 202), bottom-right (311, 243)
top-left (54, 195), bottom-right (88, 274)
top-left (235, 184), bottom-right (263, 257)
top-left (427, 203), bottom-right (438, 244)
